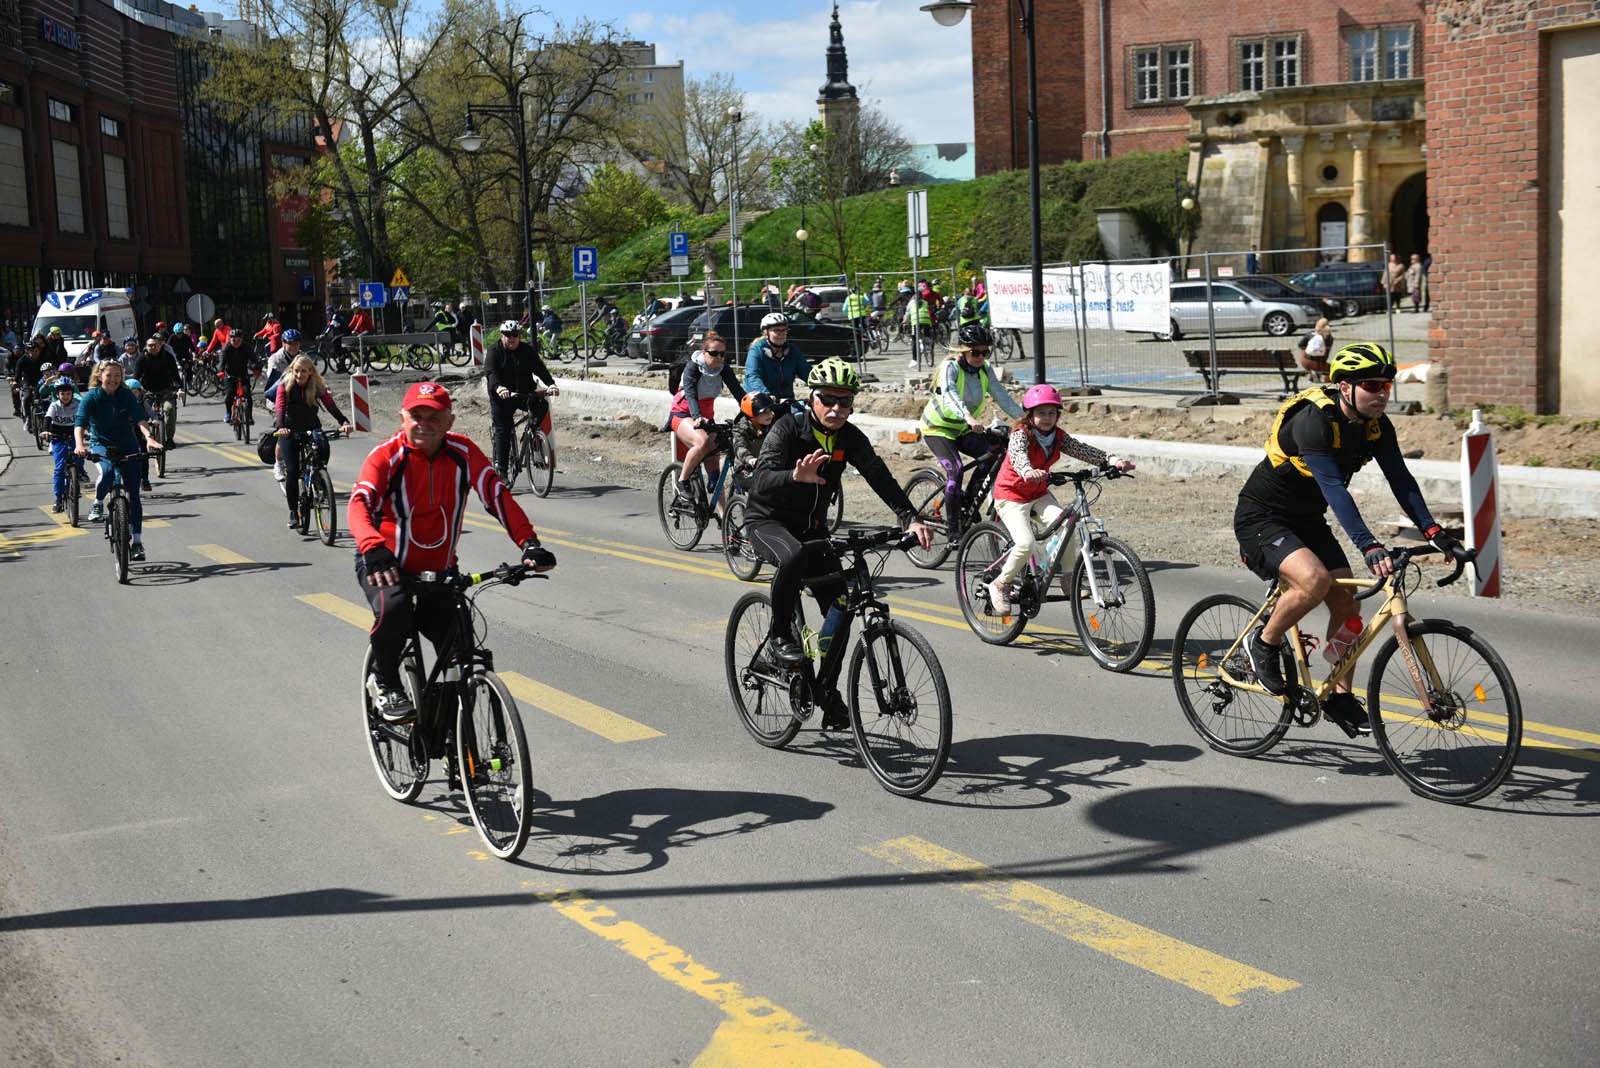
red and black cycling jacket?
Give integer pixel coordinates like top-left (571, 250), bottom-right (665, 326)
top-left (349, 430), bottom-right (536, 574)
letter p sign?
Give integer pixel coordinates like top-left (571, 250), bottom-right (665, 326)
top-left (573, 246), bottom-right (598, 281)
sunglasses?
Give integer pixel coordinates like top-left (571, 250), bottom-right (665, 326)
top-left (815, 392), bottom-right (855, 410)
top-left (1354, 379), bottom-right (1393, 393)
top-left (965, 347), bottom-right (990, 356)
top-left (703, 348), bottom-right (726, 356)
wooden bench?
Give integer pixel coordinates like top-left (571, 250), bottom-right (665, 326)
top-left (1182, 348), bottom-right (1304, 395)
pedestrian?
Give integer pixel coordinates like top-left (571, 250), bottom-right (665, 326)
top-left (1246, 245), bottom-right (1259, 275)
top-left (1297, 318), bottom-right (1334, 381)
top-left (1405, 254), bottom-right (1424, 314)
top-left (1421, 254), bottom-right (1432, 312)
top-left (1386, 253), bottom-right (1407, 307)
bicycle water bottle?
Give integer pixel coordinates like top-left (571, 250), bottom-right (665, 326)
top-left (1323, 616), bottom-right (1363, 665)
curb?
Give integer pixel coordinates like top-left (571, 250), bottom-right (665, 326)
top-left (553, 376), bottom-right (1600, 520)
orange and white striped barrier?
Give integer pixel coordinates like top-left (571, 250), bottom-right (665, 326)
top-left (1460, 409), bottom-right (1501, 597)
top-left (349, 373), bottom-right (372, 432)
top-left (470, 322), bottom-right (485, 366)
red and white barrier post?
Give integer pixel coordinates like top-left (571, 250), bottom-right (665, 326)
top-left (349, 373), bottom-right (372, 433)
top-left (470, 322), bottom-right (485, 367)
top-left (1460, 408), bottom-right (1501, 597)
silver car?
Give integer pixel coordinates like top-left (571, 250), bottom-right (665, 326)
top-left (1160, 281), bottom-right (1320, 340)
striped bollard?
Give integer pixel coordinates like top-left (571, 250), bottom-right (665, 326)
top-left (1459, 408), bottom-right (1501, 597)
top-left (349, 373), bottom-right (372, 433)
top-left (470, 322), bottom-right (485, 366)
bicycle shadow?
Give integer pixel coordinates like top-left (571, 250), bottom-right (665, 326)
top-left (126, 558), bottom-right (314, 585)
top-left (924, 732), bottom-right (1205, 810)
top-left (1442, 744), bottom-right (1600, 817)
top-left (529, 482), bottom-right (631, 501)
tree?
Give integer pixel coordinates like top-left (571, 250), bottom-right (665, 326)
top-left (626, 73), bottom-right (779, 214)
top-left (566, 164), bottom-right (671, 255)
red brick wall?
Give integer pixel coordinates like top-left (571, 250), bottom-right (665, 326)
top-left (971, 0), bottom-right (1085, 175)
top-left (1426, 1), bottom-right (1599, 411)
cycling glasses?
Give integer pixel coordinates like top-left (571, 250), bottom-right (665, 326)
top-left (1354, 379), bottom-right (1393, 394)
top-left (814, 392), bottom-right (855, 410)
top-left (703, 347), bottom-right (726, 356)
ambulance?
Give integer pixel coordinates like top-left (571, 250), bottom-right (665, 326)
top-left (30, 288), bottom-right (139, 359)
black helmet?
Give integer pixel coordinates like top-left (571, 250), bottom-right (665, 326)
top-left (958, 324), bottom-right (993, 349)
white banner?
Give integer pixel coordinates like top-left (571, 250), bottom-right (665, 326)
top-left (985, 264), bottom-right (1171, 333)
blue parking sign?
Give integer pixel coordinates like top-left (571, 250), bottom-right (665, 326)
top-left (573, 246), bottom-right (598, 281)
top-left (669, 231), bottom-right (688, 256)
top-left (299, 274), bottom-right (315, 297)
top-left (359, 282), bottom-right (387, 308)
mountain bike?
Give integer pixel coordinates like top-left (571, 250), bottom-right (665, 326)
top-left (901, 425), bottom-right (1009, 568)
top-left (1171, 545), bottom-right (1522, 805)
top-left (403, 341), bottom-right (437, 372)
top-left (84, 448), bottom-right (150, 584)
top-left (661, 424), bottom-right (842, 551)
top-left (147, 389), bottom-right (180, 478)
top-left (953, 468), bottom-right (1154, 671)
top-left (286, 427), bottom-right (343, 545)
top-left (539, 329), bottom-right (579, 363)
top-left (360, 563), bottom-right (542, 859)
top-left (22, 389), bottom-right (47, 451)
top-left (725, 526), bottom-right (952, 797)
top-left (501, 390), bottom-right (556, 498)
top-left (61, 438), bottom-right (87, 527)
top-left (721, 487), bottom-right (761, 580)
top-left (227, 377), bottom-right (253, 441)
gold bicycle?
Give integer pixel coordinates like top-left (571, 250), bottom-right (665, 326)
top-left (1171, 545), bottom-right (1521, 804)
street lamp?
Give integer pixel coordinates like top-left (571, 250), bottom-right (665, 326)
top-left (796, 226), bottom-right (810, 279)
top-left (456, 104), bottom-right (535, 331)
top-left (797, 141), bottom-right (816, 280)
top-left (1174, 174), bottom-right (1198, 271)
top-left (925, 0), bottom-right (1046, 385)
top-left (728, 105), bottom-right (743, 352)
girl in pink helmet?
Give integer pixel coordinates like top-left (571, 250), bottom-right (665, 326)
top-left (985, 383), bottom-right (1134, 613)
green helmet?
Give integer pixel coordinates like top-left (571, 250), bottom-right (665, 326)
top-left (807, 357), bottom-right (860, 393)
top-left (1328, 341), bottom-right (1396, 383)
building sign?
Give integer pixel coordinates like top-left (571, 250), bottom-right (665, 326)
top-left (282, 255), bottom-right (311, 269)
top-left (276, 193), bottom-right (310, 251)
top-left (41, 17), bottom-right (84, 53)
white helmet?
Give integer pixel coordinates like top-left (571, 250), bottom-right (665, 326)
top-left (499, 320), bottom-right (522, 335)
top-left (760, 311), bottom-right (791, 331)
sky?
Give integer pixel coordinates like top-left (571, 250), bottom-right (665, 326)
top-left (557, 0), bottom-right (976, 145)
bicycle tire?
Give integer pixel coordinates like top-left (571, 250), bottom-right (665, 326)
top-left (360, 646), bottom-right (427, 802)
top-left (406, 344), bottom-right (435, 372)
top-left (848, 618), bottom-right (952, 797)
top-left (954, 521), bottom-right (1029, 644)
top-left (825, 481), bottom-right (844, 534)
top-left (1069, 534), bottom-right (1156, 673)
top-left (902, 470), bottom-right (954, 568)
top-left (721, 496), bottom-right (763, 581)
top-left (501, 426), bottom-right (525, 490)
top-left (656, 463), bottom-right (706, 550)
top-left (111, 495), bottom-right (130, 584)
top-left (313, 468), bottom-right (337, 545)
top-left (33, 414), bottom-right (47, 451)
top-left (458, 670), bottom-right (534, 859)
top-left (66, 467), bottom-right (82, 527)
top-left (1366, 619), bottom-right (1522, 804)
top-left (992, 329), bottom-right (1014, 362)
top-left (527, 429), bottom-right (555, 498)
top-left (1171, 594), bottom-right (1293, 756)
top-left (156, 442), bottom-right (167, 479)
top-left (725, 591), bottom-right (803, 748)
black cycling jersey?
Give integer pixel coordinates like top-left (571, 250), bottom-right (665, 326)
top-left (746, 409), bottom-right (914, 534)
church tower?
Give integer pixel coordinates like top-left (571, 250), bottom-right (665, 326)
top-left (816, 1), bottom-right (860, 132)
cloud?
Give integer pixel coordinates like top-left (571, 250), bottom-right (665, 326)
top-left (620, 1), bottom-right (973, 144)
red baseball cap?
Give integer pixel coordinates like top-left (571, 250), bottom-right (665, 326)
top-left (402, 382), bottom-right (452, 411)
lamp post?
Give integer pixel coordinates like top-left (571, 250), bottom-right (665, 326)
top-left (797, 141), bottom-right (816, 280)
top-left (728, 104), bottom-right (743, 352)
top-left (456, 103), bottom-right (536, 330)
top-left (1174, 174), bottom-right (1198, 273)
top-left (924, 0), bottom-right (1045, 385)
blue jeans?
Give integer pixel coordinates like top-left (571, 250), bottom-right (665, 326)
top-left (51, 438), bottom-right (85, 499)
top-left (94, 454), bottom-right (144, 536)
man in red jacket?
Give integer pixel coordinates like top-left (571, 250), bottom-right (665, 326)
top-left (348, 381), bottom-right (556, 719)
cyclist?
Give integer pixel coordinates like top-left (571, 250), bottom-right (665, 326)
top-left (44, 377), bottom-right (84, 513)
top-left (133, 335), bottom-right (185, 449)
top-left (484, 321), bottom-right (558, 482)
top-left (220, 329), bottom-right (253, 425)
top-left (731, 391), bottom-right (778, 489)
top-left (1233, 341), bottom-right (1469, 736)
top-left (262, 327), bottom-right (299, 394)
top-left (169, 322), bottom-right (194, 369)
top-left (202, 317), bottom-right (231, 355)
top-left (11, 336), bottom-right (46, 420)
top-left (348, 305), bottom-right (375, 336)
top-left (74, 360), bottom-right (163, 560)
top-left (642, 292), bottom-right (670, 319)
top-left (587, 294), bottom-right (616, 338)
top-left (92, 331), bottom-right (118, 366)
top-left (348, 381), bottom-right (555, 720)
top-left (955, 282), bottom-right (985, 329)
top-left (984, 384), bottom-right (1132, 613)
top-left (919, 324), bottom-right (1022, 540)
top-left (906, 286), bottom-right (935, 368)
top-left (123, 378), bottom-right (156, 490)
top-left (274, 354), bottom-right (353, 528)
top-left (426, 302), bottom-right (457, 337)
top-left (743, 312), bottom-right (808, 410)
top-left (842, 284), bottom-right (871, 349)
top-left (536, 304), bottom-right (563, 355)
top-left (254, 313), bottom-right (283, 354)
top-left (744, 358), bottom-right (932, 727)
top-left (668, 331), bottom-right (745, 507)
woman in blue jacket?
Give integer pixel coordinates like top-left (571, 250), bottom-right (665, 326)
top-left (74, 360), bottom-right (162, 560)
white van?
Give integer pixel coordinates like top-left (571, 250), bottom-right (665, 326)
top-left (31, 289), bottom-right (138, 359)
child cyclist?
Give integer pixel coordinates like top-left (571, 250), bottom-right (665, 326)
top-left (44, 378), bottom-right (85, 513)
top-left (731, 391), bottom-right (778, 491)
top-left (985, 384), bottom-right (1134, 613)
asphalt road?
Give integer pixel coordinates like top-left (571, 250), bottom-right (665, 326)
top-left (1, 404), bottom-right (1596, 1068)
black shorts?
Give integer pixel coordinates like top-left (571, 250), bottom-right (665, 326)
top-left (1233, 503), bottom-right (1349, 582)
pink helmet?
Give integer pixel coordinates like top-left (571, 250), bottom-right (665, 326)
top-left (1023, 383), bottom-right (1062, 410)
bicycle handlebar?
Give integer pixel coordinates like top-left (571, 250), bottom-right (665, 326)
top-left (401, 562), bottom-right (550, 591)
top-left (1352, 543), bottom-right (1476, 601)
top-left (1047, 465), bottom-right (1130, 487)
top-left (84, 449), bottom-right (152, 462)
top-left (828, 525), bottom-right (918, 554)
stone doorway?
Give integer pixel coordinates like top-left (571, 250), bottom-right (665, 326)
top-left (1389, 172), bottom-right (1429, 260)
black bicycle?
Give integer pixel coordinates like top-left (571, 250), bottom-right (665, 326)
top-left (725, 526), bottom-right (953, 797)
top-left (85, 448), bottom-right (151, 583)
top-left (147, 389), bottom-right (180, 479)
top-left (286, 427), bottom-right (344, 545)
top-left (502, 390), bottom-right (556, 498)
top-left (901, 425), bottom-right (1009, 568)
top-left (361, 563), bottom-right (542, 860)
top-left (52, 428), bottom-right (88, 527)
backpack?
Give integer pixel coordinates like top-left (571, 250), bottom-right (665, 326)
top-left (668, 354), bottom-right (690, 394)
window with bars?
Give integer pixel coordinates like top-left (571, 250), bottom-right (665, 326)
top-left (1131, 43), bottom-right (1195, 105)
top-left (1349, 24), bottom-right (1416, 81)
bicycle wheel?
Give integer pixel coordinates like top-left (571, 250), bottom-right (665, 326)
top-left (526, 429), bottom-right (555, 498)
top-left (66, 467), bottom-right (82, 527)
top-left (1171, 594), bottom-right (1293, 756)
top-left (110, 495), bottom-right (131, 583)
top-left (1069, 535), bottom-right (1156, 673)
top-left (725, 591), bottom-right (803, 748)
top-left (457, 670), bottom-right (533, 859)
top-left (721, 496), bottom-right (763, 581)
top-left (1366, 620), bottom-right (1522, 804)
top-left (312, 468), bottom-right (337, 545)
top-left (825, 481), bottom-right (844, 534)
top-left (848, 619), bottom-right (952, 797)
top-left (656, 463), bottom-right (705, 550)
top-left (232, 399), bottom-right (245, 440)
top-left (406, 344), bottom-right (435, 372)
top-left (902, 470), bottom-right (953, 568)
top-left (954, 521), bottom-right (1029, 644)
top-left (33, 414), bottom-right (47, 451)
top-left (501, 425), bottom-right (525, 490)
top-left (360, 646), bottom-right (427, 802)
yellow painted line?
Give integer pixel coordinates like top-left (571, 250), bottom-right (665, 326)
top-left (529, 885), bottom-right (882, 1067)
top-left (1523, 738), bottom-right (1600, 763)
top-left (190, 544), bottom-right (255, 566)
top-left (296, 592), bottom-right (371, 630)
top-left (38, 505), bottom-right (71, 527)
top-left (0, 524), bottom-right (88, 550)
top-left (499, 671), bottom-right (662, 743)
top-left (862, 836), bottom-right (1300, 1007)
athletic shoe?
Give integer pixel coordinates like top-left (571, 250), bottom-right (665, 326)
top-left (1321, 692), bottom-right (1372, 738)
top-left (130, 542), bottom-right (146, 562)
top-left (818, 689), bottom-right (851, 732)
top-left (88, 501), bottom-right (104, 522)
top-left (1245, 625), bottom-right (1288, 696)
top-left (984, 580), bottom-right (1012, 615)
top-left (367, 674), bottom-right (414, 722)
top-left (51, 498), bottom-right (63, 513)
top-left (767, 634), bottom-right (806, 667)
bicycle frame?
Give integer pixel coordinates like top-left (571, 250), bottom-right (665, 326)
top-left (1014, 476), bottom-right (1120, 609)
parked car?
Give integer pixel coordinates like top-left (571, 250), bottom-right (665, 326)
top-left (626, 305), bottom-right (702, 364)
top-left (686, 304), bottom-right (863, 363)
top-left (1287, 262), bottom-right (1390, 316)
top-left (803, 285), bottom-right (851, 323)
top-left (1159, 281), bottom-right (1321, 340)
top-left (1228, 275), bottom-right (1344, 321)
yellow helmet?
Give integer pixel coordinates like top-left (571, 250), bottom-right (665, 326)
top-left (1328, 341), bottom-right (1396, 383)
top-left (807, 357), bottom-right (860, 393)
